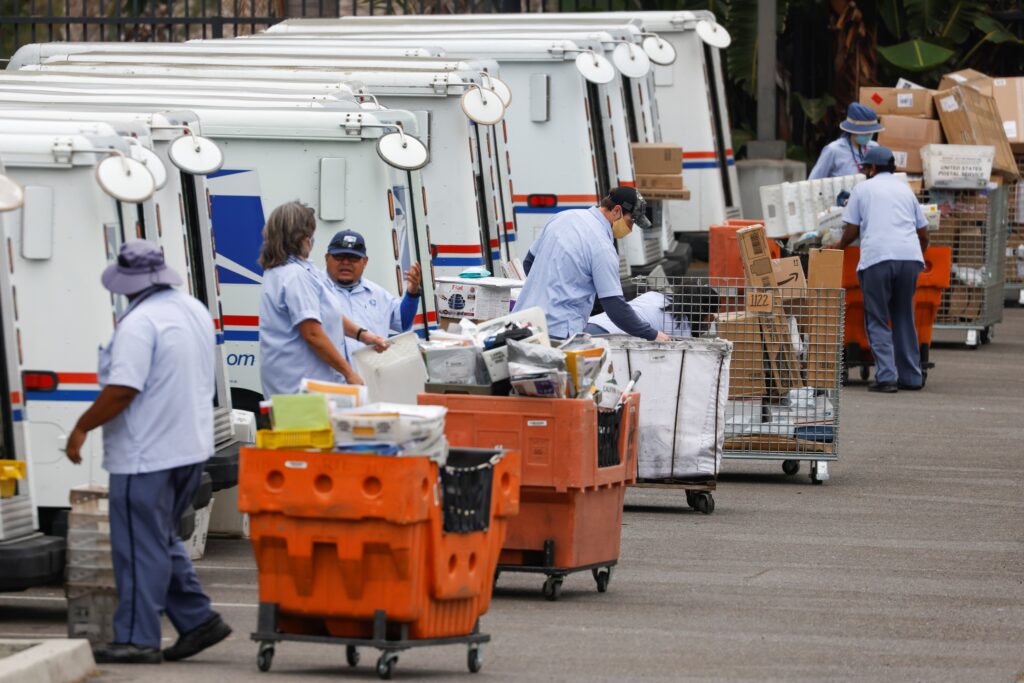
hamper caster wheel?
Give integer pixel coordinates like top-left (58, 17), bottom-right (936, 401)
top-left (859, 365), bottom-right (870, 381)
top-left (346, 645), bottom-right (359, 668)
top-left (256, 642), bottom-right (274, 672)
top-left (782, 460), bottom-right (800, 476)
top-left (693, 492), bottom-right (715, 514)
top-left (592, 567), bottom-right (611, 593)
top-left (685, 490), bottom-right (697, 508)
top-left (542, 576), bottom-right (563, 601)
top-left (376, 652), bottom-right (398, 680)
top-left (467, 644), bottom-right (483, 673)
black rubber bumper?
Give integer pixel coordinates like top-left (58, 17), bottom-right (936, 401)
top-left (205, 442), bottom-right (240, 492)
top-left (0, 534), bottom-right (66, 592)
top-left (192, 472), bottom-right (213, 510)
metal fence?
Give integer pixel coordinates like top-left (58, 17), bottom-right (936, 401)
top-left (0, 0), bottom-right (635, 61)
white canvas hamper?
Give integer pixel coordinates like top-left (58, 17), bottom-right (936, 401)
top-left (605, 337), bottom-right (732, 480)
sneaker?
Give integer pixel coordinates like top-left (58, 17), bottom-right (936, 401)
top-left (163, 613), bottom-right (232, 662)
top-left (868, 382), bottom-right (898, 393)
top-left (93, 643), bottom-right (162, 664)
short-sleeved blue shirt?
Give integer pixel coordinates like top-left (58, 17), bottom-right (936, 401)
top-left (513, 207), bottom-right (623, 339)
top-left (842, 172), bottom-right (928, 271)
top-left (259, 256), bottom-right (346, 397)
top-left (809, 136), bottom-right (878, 179)
top-left (99, 289), bottom-right (215, 475)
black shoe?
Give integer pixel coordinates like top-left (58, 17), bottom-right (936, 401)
top-left (163, 613), bottom-right (232, 662)
top-left (868, 382), bottom-right (898, 393)
top-left (93, 643), bottom-right (162, 664)
top-left (897, 383), bottom-right (923, 391)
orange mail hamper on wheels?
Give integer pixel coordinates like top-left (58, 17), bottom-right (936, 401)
top-left (418, 393), bottom-right (639, 601)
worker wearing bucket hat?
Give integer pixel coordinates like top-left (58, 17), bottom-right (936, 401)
top-left (830, 146), bottom-right (929, 393)
top-left (65, 240), bottom-right (232, 663)
top-left (809, 102), bottom-right (884, 180)
top-left (513, 187), bottom-right (670, 341)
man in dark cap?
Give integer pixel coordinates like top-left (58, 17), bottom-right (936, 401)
top-left (65, 240), bottom-right (231, 663)
top-left (831, 146), bottom-right (930, 392)
top-left (514, 186), bottom-right (670, 341)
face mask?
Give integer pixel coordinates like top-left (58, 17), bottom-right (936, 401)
top-left (612, 218), bottom-right (631, 239)
top-left (854, 134), bottom-right (872, 146)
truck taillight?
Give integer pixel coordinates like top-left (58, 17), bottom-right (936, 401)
top-left (527, 194), bottom-right (557, 208)
top-left (22, 371), bottom-right (58, 392)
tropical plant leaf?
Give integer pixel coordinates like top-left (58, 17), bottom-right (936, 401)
top-left (877, 0), bottom-right (905, 39)
top-left (877, 39), bottom-right (955, 71)
top-left (795, 92), bottom-right (837, 125)
top-left (973, 15), bottom-right (1022, 45)
top-left (722, 0), bottom-right (790, 96)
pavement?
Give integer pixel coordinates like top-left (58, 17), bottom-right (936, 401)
top-left (2, 310), bottom-right (1022, 682)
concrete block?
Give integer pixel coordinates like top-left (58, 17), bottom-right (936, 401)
top-left (0, 639), bottom-right (96, 683)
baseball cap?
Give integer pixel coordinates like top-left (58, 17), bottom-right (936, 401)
top-left (607, 186), bottom-right (652, 230)
top-left (862, 145), bottom-right (895, 167)
top-left (327, 230), bottom-right (367, 258)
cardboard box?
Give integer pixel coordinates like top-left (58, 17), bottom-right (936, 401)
top-left (939, 69), bottom-right (994, 98)
top-left (878, 115), bottom-right (944, 174)
top-left (713, 311), bottom-right (766, 399)
top-left (640, 188), bottom-right (691, 201)
top-left (807, 249), bottom-right (844, 289)
top-left (945, 285), bottom-right (984, 321)
top-left (434, 276), bottom-right (521, 321)
top-left (796, 289), bottom-right (843, 389)
top-left (992, 77), bottom-right (1024, 151)
top-left (907, 177), bottom-right (924, 195)
top-left (736, 224), bottom-right (778, 288)
top-left (770, 256), bottom-right (807, 299)
top-left (636, 173), bottom-right (684, 190)
top-left (934, 86), bottom-right (1019, 179)
top-left (860, 86), bottom-right (936, 118)
top-left (631, 143), bottom-right (682, 175)
top-left (759, 313), bottom-right (804, 396)
top-left (921, 143), bottom-right (995, 189)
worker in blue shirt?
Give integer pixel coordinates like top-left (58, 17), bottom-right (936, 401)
top-left (323, 229), bottom-right (421, 360)
top-left (831, 146), bottom-right (929, 393)
top-left (808, 103), bottom-right (883, 180)
top-left (65, 241), bottom-right (230, 664)
top-left (514, 187), bottom-right (670, 341)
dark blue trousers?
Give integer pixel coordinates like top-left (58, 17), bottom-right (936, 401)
top-left (857, 260), bottom-right (923, 386)
top-left (108, 463), bottom-right (214, 649)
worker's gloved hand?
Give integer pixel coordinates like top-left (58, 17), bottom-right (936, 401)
top-left (654, 331), bottom-right (671, 342)
top-left (405, 262), bottom-right (422, 297)
top-left (362, 331), bottom-right (390, 353)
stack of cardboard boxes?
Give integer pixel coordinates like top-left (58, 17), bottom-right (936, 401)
top-left (712, 224), bottom-right (844, 453)
top-left (630, 143), bottom-right (690, 200)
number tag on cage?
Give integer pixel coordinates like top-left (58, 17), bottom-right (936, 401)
top-left (745, 289), bottom-right (774, 313)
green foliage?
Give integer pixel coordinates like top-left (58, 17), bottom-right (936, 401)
top-left (794, 92), bottom-right (836, 125)
top-left (877, 38), bottom-right (956, 71)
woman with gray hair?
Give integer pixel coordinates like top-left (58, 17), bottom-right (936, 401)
top-left (257, 201), bottom-right (388, 397)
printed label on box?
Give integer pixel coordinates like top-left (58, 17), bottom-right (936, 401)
top-left (1005, 121), bottom-right (1018, 139)
top-left (995, 78), bottom-right (1007, 86)
top-left (745, 289), bottom-right (774, 313)
top-left (940, 96), bottom-right (960, 112)
top-left (897, 93), bottom-right (914, 108)
top-left (893, 150), bottom-right (909, 168)
top-left (950, 74), bottom-right (968, 83)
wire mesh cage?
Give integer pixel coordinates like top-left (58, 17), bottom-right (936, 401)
top-left (921, 186), bottom-right (1008, 336)
top-left (1003, 156), bottom-right (1024, 303)
top-left (633, 275), bottom-right (844, 463)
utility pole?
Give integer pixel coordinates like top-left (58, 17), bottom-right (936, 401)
top-left (747, 0), bottom-right (785, 159)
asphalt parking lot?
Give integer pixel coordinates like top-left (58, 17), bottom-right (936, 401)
top-left (2, 310), bottom-right (1022, 683)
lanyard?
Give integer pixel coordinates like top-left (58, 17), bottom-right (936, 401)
top-left (846, 137), bottom-right (865, 173)
top-left (116, 285), bottom-right (167, 324)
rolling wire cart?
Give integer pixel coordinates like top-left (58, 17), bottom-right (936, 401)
top-left (925, 186), bottom-right (1009, 347)
top-left (1004, 155), bottom-right (1024, 306)
top-left (635, 276), bottom-right (844, 484)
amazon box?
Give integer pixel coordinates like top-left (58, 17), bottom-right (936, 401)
top-left (631, 143), bottom-right (682, 175)
top-left (934, 86), bottom-right (1018, 179)
top-left (992, 77), bottom-right (1024, 151)
top-left (878, 115), bottom-right (944, 174)
top-left (939, 69), bottom-right (994, 98)
top-left (860, 86), bottom-right (936, 118)
top-left (713, 311), bottom-right (766, 399)
top-left (770, 256), bottom-right (807, 299)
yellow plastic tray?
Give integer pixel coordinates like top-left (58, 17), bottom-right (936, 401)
top-left (255, 428), bottom-right (334, 451)
top-left (0, 460), bottom-right (26, 498)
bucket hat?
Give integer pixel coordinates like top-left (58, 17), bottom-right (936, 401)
top-left (101, 240), bottom-right (183, 295)
top-left (862, 146), bottom-right (895, 167)
top-left (838, 102), bottom-right (884, 134)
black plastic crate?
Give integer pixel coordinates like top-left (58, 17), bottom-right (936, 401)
top-left (597, 407), bottom-right (623, 468)
top-left (440, 449), bottom-right (500, 534)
